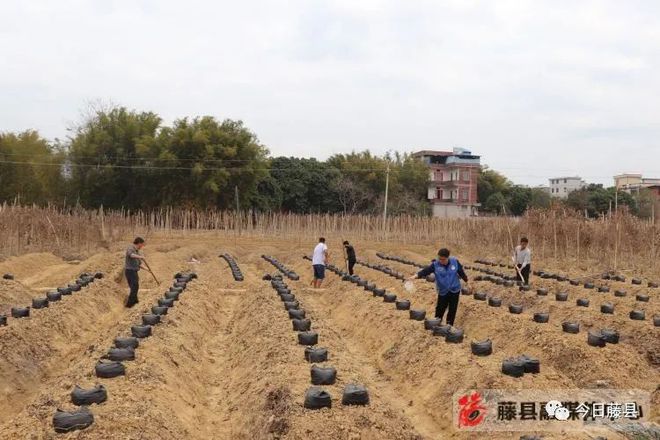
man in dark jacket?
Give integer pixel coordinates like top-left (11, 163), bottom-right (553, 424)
top-left (409, 248), bottom-right (468, 326)
top-left (125, 237), bottom-right (147, 308)
top-left (343, 241), bottom-right (357, 275)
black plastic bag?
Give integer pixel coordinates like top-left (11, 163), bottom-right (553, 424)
top-left (561, 321), bottom-right (580, 334)
top-left (298, 331), bottom-right (318, 346)
top-left (342, 384), bottom-right (369, 406)
top-left (71, 385), bottom-right (107, 406)
top-left (95, 360), bottom-right (125, 378)
top-left (106, 347), bottom-right (135, 362)
top-left (304, 347), bottom-right (328, 363)
top-left (142, 314), bottom-right (161, 326)
top-left (304, 387), bottom-right (332, 409)
top-left (310, 365), bottom-right (337, 385)
top-left (471, 339), bottom-right (492, 356)
top-left (114, 337), bottom-right (139, 349)
top-left (53, 407), bottom-right (94, 433)
top-left (131, 325), bottom-right (152, 338)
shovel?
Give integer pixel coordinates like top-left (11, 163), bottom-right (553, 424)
top-left (142, 259), bottom-right (161, 285)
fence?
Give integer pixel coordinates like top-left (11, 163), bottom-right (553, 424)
top-left (0, 204), bottom-right (656, 272)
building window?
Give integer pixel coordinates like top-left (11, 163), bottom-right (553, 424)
top-left (564, 179), bottom-right (567, 183)
top-left (461, 170), bottom-right (470, 181)
top-left (461, 189), bottom-right (469, 200)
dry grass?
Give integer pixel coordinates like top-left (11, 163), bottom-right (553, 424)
top-left (0, 204), bottom-right (656, 273)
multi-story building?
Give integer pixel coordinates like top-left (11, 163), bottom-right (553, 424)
top-left (614, 173), bottom-right (660, 192)
top-left (413, 148), bottom-right (480, 218)
top-left (548, 176), bottom-right (585, 199)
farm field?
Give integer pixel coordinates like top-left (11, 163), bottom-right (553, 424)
top-left (0, 234), bottom-right (658, 440)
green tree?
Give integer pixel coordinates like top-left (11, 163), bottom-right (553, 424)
top-left (565, 184), bottom-right (636, 217)
top-left (635, 188), bottom-right (656, 219)
top-left (387, 152), bottom-right (431, 215)
top-left (506, 186), bottom-right (532, 216)
top-left (268, 157), bottom-right (341, 213)
top-left (67, 107), bottom-right (163, 209)
top-left (68, 107), bottom-right (268, 210)
top-left (529, 187), bottom-right (552, 209)
top-left (160, 117), bottom-right (269, 209)
top-left (485, 192), bottom-right (507, 214)
top-left (478, 167), bottom-right (512, 212)
top-left (0, 130), bottom-right (65, 204)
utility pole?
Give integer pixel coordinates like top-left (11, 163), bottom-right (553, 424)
top-left (383, 162), bottom-right (390, 232)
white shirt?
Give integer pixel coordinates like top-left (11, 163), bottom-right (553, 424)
top-left (514, 245), bottom-right (531, 267)
top-left (312, 242), bottom-right (328, 265)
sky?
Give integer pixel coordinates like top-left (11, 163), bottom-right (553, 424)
top-left (1, 0), bottom-right (660, 186)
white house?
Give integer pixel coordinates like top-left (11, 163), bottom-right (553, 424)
top-left (548, 177), bottom-right (585, 199)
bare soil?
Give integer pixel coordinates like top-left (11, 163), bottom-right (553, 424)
top-left (0, 235), bottom-right (657, 439)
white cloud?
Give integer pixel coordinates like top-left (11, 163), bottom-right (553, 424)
top-left (1, 0), bottom-right (659, 185)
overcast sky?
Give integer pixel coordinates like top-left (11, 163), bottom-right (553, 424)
top-left (2, 0), bottom-right (660, 186)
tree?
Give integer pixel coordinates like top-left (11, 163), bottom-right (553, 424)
top-left (529, 188), bottom-right (551, 209)
top-left (565, 184), bottom-right (636, 217)
top-left (507, 186), bottom-right (532, 216)
top-left (387, 152), bottom-right (431, 215)
top-left (67, 107), bottom-right (269, 210)
top-left (0, 130), bottom-right (65, 204)
top-left (485, 192), bottom-right (507, 214)
top-left (268, 157), bottom-right (341, 213)
top-left (478, 167), bottom-right (512, 212)
top-left (67, 107), bottom-right (163, 209)
top-left (160, 117), bottom-right (269, 209)
top-left (635, 188), bottom-right (657, 219)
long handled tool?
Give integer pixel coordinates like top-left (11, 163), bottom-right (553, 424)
top-left (512, 256), bottom-right (525, 284)
top-left (505, 219), bottom-right (526, 284)
top-left (142, 259), bottom-right (160, 285)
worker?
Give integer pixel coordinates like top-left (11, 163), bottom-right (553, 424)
top-left (125, 237), bottom-right (147, 308)
top-left (408, 248), bottom-right (468, 326)
top-left (513, 237), bottom-right (531, 285)
top-left (343, 240), bottom-right (357, 275)
top-left (311, 237), bottom-right (329, 288)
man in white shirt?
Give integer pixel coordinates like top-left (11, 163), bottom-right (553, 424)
top-left (311, 237), bottom-right (329, 288)
top-left (513, 237), bottom-right (531, 285)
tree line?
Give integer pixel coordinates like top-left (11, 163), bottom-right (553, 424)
top-left (478, 167), bottom-right (656, 219)
top-left (1, 106), bottom-right (655, 218)
top-left (1, 107), bottom-right (429, 215)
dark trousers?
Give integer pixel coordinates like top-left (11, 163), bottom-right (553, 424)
top-left (125, 269), bottom-right (139, 307)
top-left (348, 260), bottom-right (356, 275)
top-left (517, 264), bottom-right (531, 285)
top-left (435, 292), bottom-right (460, 325)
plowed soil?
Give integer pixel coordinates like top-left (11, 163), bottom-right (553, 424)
top-left (0, 235), bottom-right (657, 439)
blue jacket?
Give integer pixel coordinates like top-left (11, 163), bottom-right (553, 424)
top-left (417, 257), bottom-right (468, 296)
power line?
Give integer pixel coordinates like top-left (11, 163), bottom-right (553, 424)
top-left (0, 151), bottom-right (264, 163)
top-left (0, 159), bottom-right (391, 173)
top-left (0, 158), bottom-right (654, 181)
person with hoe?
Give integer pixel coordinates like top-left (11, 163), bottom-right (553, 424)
top-left (343, 240), bottom-right (357, 275)
top-left (124, 237), bottom-right (158, 308)
top-left (408, 248), bottom-right (468, 326)
top-left (513, 237), bottom-right (532, 285)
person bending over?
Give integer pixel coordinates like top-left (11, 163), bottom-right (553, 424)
top-left (409, 248), bottom-right (468, 326)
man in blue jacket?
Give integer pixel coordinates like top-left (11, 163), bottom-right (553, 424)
top-left (409, 248), bottom-right (468, 326)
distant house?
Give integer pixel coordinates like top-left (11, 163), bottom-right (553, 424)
top-left (413, 148), bottom-right (480, 218)
top-left (548, 177), bottom-right (585, 199)
top-left (614, 173), bottom-right (660, 195)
